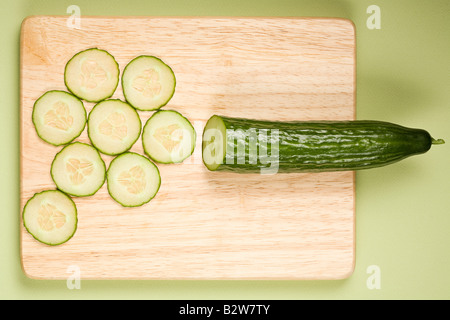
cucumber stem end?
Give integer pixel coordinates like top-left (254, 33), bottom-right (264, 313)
top-left (432, 138), bottom-right (445, 145)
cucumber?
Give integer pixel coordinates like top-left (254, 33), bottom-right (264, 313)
top-left (87, 99), bottom-right (141, 155)
top-left (64, 48), bottom-right (120, 102)
top-left (107, 152), bottom-right (161, 207)
top-left (22, 190), bottom-right (77, 246)
top-left (51, 142), bottom-right (106, 196)
top-left (32, 90), bottom-right (87, 146)
top-left (122, 55), bottom-right (176, 111)
top-left (142, 110), bottom-right (196, 164)
top-left (202, 115), bottom-right (445, 173)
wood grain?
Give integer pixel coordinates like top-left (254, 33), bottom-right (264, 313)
top-left (20, 16), bottom-right (356, 280)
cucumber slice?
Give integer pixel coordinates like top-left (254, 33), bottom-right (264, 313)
top-left (51, 142), bottom-right (106, 197)
top-left (142, 110), bottom-right (196, 164)
top-left (122, 55), bottom-right (176, 111)
top-left (22, 190), bottom-right (77, 246)
top-left (64, 48), bottom-right (120, 102)
top-left (87, 99), bottom-right (141, 155)
top-left (107, 152), bottom-right (161, 207)
top-left (32, 90), bottom-right (87, 146)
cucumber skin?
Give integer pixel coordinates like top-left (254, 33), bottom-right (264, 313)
top-left (22, 190), bottom-right (78, 246)
top-left (205, 116), bottom-right (434, 173)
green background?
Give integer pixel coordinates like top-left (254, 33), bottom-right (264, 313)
top-left (1, 0), bottom-right (449, 300)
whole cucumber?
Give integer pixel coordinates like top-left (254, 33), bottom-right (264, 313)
top-left (201, 115), bottom-right (444, 174)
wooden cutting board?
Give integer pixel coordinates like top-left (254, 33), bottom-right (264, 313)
top-left (20, 16), bottom-right (355, 280)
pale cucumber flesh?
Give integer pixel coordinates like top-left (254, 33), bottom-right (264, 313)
top-left (202, 115), bottom-right (227, 171)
